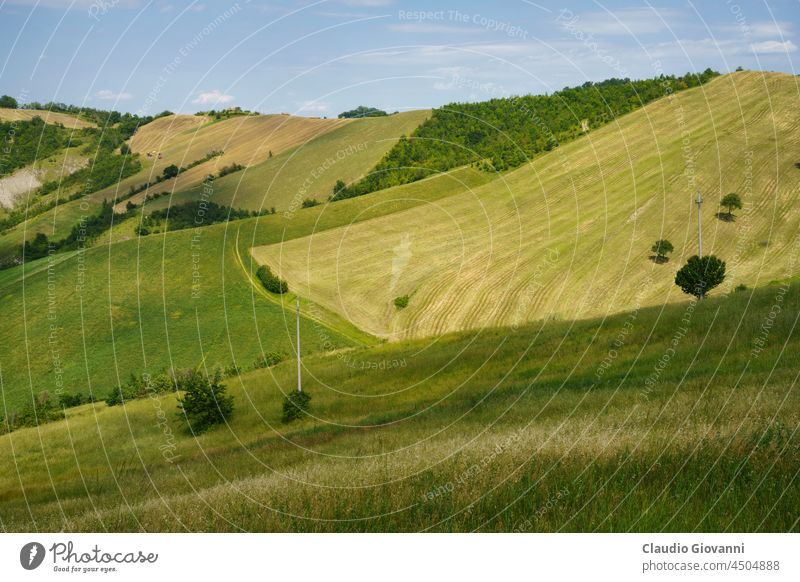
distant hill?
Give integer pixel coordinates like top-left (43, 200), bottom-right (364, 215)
top-left (0, 108), bottom-right (96, 129)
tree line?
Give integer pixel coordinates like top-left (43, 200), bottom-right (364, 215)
top-left (333, 69), bottom-right (720, 201)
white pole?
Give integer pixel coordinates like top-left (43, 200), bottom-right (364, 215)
top-left (696, 191), bottom-right (704, 300)
top-left (696, 191), bottom-right (703, 258)
top-left (296, 298), bottom-right (302, 392)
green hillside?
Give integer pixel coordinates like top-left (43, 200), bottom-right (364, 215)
top-left (254, 71), bottom-right (800, 339)
top-left (335, 69), bottom-right (719, 200)
top-left (149, 110), bottom-right (430, 213)
top-left (0, 165), bottom-right (489, 410)
top-left (1, 280), bottom-right (797, 531)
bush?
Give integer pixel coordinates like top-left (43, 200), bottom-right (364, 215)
top-left (58, 393), bottom-right (84, 408)
top-left (301, 198), bottom-right (320, 208)
top-left (282, 390), bottom-right (311, 423)
top-left (218, 162), bottom-right (244, 178)
top-left (256, 265), bottom-right (289, 294)
top-left (256, 351), bottom-right (284, 368)
top-left (162, 164), bottom-right (180, 179)
top-left (394, 295), bottom-right (409, 309)
top-left (176, 370), bottom-right (234, 433)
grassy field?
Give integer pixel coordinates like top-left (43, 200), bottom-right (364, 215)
top-left (1, 280), bottom-right (797, 532)
top-left (147, 109), bottom-right (430, 213)
top-left (0, 111), bottom-right (427, 262)
top-left (253, 71), bottom-right (800, 339)
top-left (0, 166), bottom-right (490, 410)
top-left (0, 113), bottom-right (348, 252)
top-left (0, 108), bottom-right (95, 129)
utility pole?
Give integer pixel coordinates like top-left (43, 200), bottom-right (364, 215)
top-left (696, 191), bottom-right (703, 258)
top-left (296, 298), bottom-right (302, 393)
top-left (696, 191), bottom-right (704, 300)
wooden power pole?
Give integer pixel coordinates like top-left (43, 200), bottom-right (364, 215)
top-left (296, 298), bottom-right (302, 392)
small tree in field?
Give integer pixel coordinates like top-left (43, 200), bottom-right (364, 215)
top-left (282, 390), bottom-right (311, 423)
top-left (176, 370), bottom-right (234, 433)
top-left (675, 255), bottom-right (726, 299)
top-left (162, 164), bottom-right (180, 179)
top-left (650, 239), bottom-right (674, 263)
top-left (720, 193), bottom-right (742, 220)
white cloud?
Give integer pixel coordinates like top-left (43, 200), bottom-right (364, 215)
top-left (95, 89), bottom-right (133, 100)
top-left (557, 8), bottom-right (677, 36)
top-left (749, 22), bottom-right (792, 38)
top-left (192, 90), bottom-right (235, 105)
top-left (297, 101), bottom-right (330, 114)
top-left (387, 23), bottom-right (483, 35)
top-left (750, 40), bottom-right (798, 54)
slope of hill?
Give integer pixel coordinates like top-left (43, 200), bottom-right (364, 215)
top-left (0, 112), bottom-right (353, 261)
top-left (253, 71), bottom-right (800, 339)
top-left (0, 108), bottom-right (96, 129)
top-left (147, 109), bottom-right (430, 213)
top-left (0, 165), bottom-right (489, 410)
top-left (1, 280), bottom-right (797, 531)
top-left (109, 112), bottom-right (352, 210)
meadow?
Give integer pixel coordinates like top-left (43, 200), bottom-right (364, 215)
top-left (146, 109), bottom-right (430, 213)
top-left (253, 71), bottom-right (800, 339)
top-left (0, 280), bottom-right (797, 532)
top-left (0, 165), bottom-right (489, 410)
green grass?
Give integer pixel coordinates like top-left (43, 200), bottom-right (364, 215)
top-left (149, 110), bottom-right (430, 213)
top-left (1, 280), bottom-right (797, 532)
top-left (253, 71), bottom-right (800, 339)
top-left (0, 165), bottom-right (490, 410)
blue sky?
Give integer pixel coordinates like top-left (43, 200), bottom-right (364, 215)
top-left (0, 0), bottom-right (797, 116)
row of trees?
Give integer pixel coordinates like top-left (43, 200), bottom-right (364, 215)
top-left (333, 69), bottom-right (720, 201)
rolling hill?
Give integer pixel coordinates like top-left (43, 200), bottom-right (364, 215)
top-left (0, 165), bottom-right (489, 410)
top-left (253, 71), bottom-right (800, 339)
top-left (144, 109), bottom-right (430, 213)
top-left (0, 108), bottom-right (96, 129)
top-left (1, 279), bottom-right (797, 531)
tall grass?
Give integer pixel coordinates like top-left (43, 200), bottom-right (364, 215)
top-left (1, 281), bottom-right (796, 531)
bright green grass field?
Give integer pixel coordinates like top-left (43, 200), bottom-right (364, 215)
top-left (0, 280), bottom-right (797, 532)
top-left (0, 166), bottom-right (490, 410)
top-left (146, 110), bottom-right (430, 213)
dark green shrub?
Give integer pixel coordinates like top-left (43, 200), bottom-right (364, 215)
top-left (256, 351), bottom-right (284, 368)
top-left (282, 390), bottom-right (311, 423)
top-left (301, 198), bottom-right (320, 208)
top-left (58, 393), bottom-right (84, 408)
top-left (394, 295), bottom-right (409, 309)
top-left (176, 370), bottom-right (234, 433)
top-left (675, 255), bottom-right (726, 299)
top-left (256, 265), bottom-right (289, 294)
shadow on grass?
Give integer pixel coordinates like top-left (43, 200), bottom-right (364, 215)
top-left (649, 255), bottom-right (670, 264)
top-left (716, 212), bottom-right (735, 222)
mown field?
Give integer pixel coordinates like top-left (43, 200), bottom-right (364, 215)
top-left (148, 109), bottom-right (430, 213)
top-left (0, 112), bottom-right (352, 257)
top-left (0, 166), bottom-right (490, 410)
top-left (0, 108), bottom-right (95, 129)
top-left (1, 280), bottom-right (797, 532)
top-left (253, 71), bottom-right (800, 339)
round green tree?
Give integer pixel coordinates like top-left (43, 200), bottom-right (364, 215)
top-left (674, 255), bottom-right (726, 299)
top-left (650, 239), bottom-right (674, 263)
top-left (720, 193), bottom-right (742, 220)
